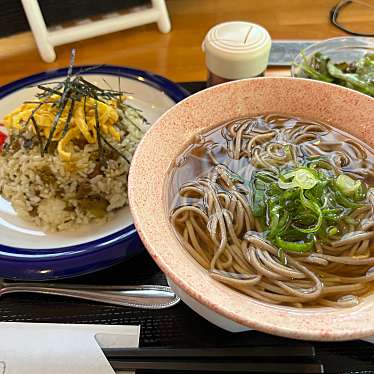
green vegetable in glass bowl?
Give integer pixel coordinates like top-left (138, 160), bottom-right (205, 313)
top-left (296, 51), bottom-right (374, 97)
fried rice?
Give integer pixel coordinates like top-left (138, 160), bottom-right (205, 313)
top-left (0, 106), bottom-right (147, 232)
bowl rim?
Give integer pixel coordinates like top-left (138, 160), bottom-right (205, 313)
top-left (0, 64), bottom-right (189, 102)
top-left (129, 76), bottom-right (374, 341)
top-left (0, 65), bottom-right (189, 279)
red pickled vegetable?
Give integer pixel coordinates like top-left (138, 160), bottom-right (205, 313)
top-left (0, 131), bottom-right (7, 150)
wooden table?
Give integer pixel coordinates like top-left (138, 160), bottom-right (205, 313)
top-left (0, 0), bottom-right (373, 85)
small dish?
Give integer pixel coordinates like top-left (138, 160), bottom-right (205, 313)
top-left (129, 77), bottom-right (374, 341)
top-left (0, 65), bottom-right (188, 280)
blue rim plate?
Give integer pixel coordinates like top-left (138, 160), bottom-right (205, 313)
top-left (0, 65), bottom-right (189, 280)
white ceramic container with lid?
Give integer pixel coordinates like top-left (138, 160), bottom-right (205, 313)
top-left (202, 21), bottom-right (272, 86)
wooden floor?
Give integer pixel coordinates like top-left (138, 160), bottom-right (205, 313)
top-left (0, 0), bottom-right (373, 85)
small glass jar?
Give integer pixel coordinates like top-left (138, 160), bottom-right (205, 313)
top-left (202, 21), bottom-right (272, 87)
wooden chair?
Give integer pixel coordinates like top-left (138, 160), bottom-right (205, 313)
top-left (21, 0), bottom-right (171, 62)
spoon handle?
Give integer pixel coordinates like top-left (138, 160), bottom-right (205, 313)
top-left (0, 283), bottom-right (180, 309)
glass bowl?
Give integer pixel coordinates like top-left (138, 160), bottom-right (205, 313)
top-left (291, 36), bottom-right (374, 92)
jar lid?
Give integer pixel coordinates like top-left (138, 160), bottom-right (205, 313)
top-left (202, 21), bottom-right (272, 79)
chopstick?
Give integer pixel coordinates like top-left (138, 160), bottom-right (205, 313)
top-left (105, 346), bottom-right (324, 373)
top-left (104, 345), bottom-right (316, 358)
top-left (109, 359), bottom-right (324, 373)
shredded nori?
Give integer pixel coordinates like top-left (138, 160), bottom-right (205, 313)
top-left (21, 49), bottom-right (146, 162)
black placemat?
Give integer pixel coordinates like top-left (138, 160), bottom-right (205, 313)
top-left (1, 82), bottom-right (374, 373)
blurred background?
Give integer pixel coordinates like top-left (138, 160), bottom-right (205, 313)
top-left (1, 0), bottom-right (373, 84)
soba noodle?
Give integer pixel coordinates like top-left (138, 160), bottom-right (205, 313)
top-left (170, 115), bottom-right (374, 308)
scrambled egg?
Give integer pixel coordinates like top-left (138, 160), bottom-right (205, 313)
top-left (3, 95), bottom-right (122, 161)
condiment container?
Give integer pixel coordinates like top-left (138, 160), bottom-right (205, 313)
top-left (202, 21), bottom-right (272, 86)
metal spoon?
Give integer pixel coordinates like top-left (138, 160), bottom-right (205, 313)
top-left (0, 280), bottom-right (180, 309)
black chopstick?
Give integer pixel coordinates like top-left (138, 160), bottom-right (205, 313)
top-left (105, 346), bottom-right (323, 373)
top-left (109, 359), bottom-right (324, 373)
top-left (104, 345), bottom-right (316, 359)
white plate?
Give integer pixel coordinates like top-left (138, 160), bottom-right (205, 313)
top-left (0, 65), bottom-right (188, 279)
top-left (0, 73), bottom-right (175, 248)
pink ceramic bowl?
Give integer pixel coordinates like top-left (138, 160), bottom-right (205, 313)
top-left (129, 77), bottom-right (374, 341)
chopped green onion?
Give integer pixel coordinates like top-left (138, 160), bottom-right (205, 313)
top-left (278, 168), bottom-right (318, 190)
top-left (336, 174), bottom-right (361, 196)
top-left (327, 227), bottom-right (338, 237)
top-left (249, 160), bottom-right (368, 257)
top-left (275, 236), bottom-right (314, 253)
top-left (294, 169), bottom-right (318, 189)
top-left (293, 190), bottom-right (322, 233)
top-left (278, 179), bottom-right (297, 189)
top-left (335, 189), bottom-right (363, 209)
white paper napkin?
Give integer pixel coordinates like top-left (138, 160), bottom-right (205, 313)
top-left (0, 322), bottom-right (140, 374)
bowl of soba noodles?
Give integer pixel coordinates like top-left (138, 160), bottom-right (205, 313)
top-left (129, 77), bottom-right (374, 340)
